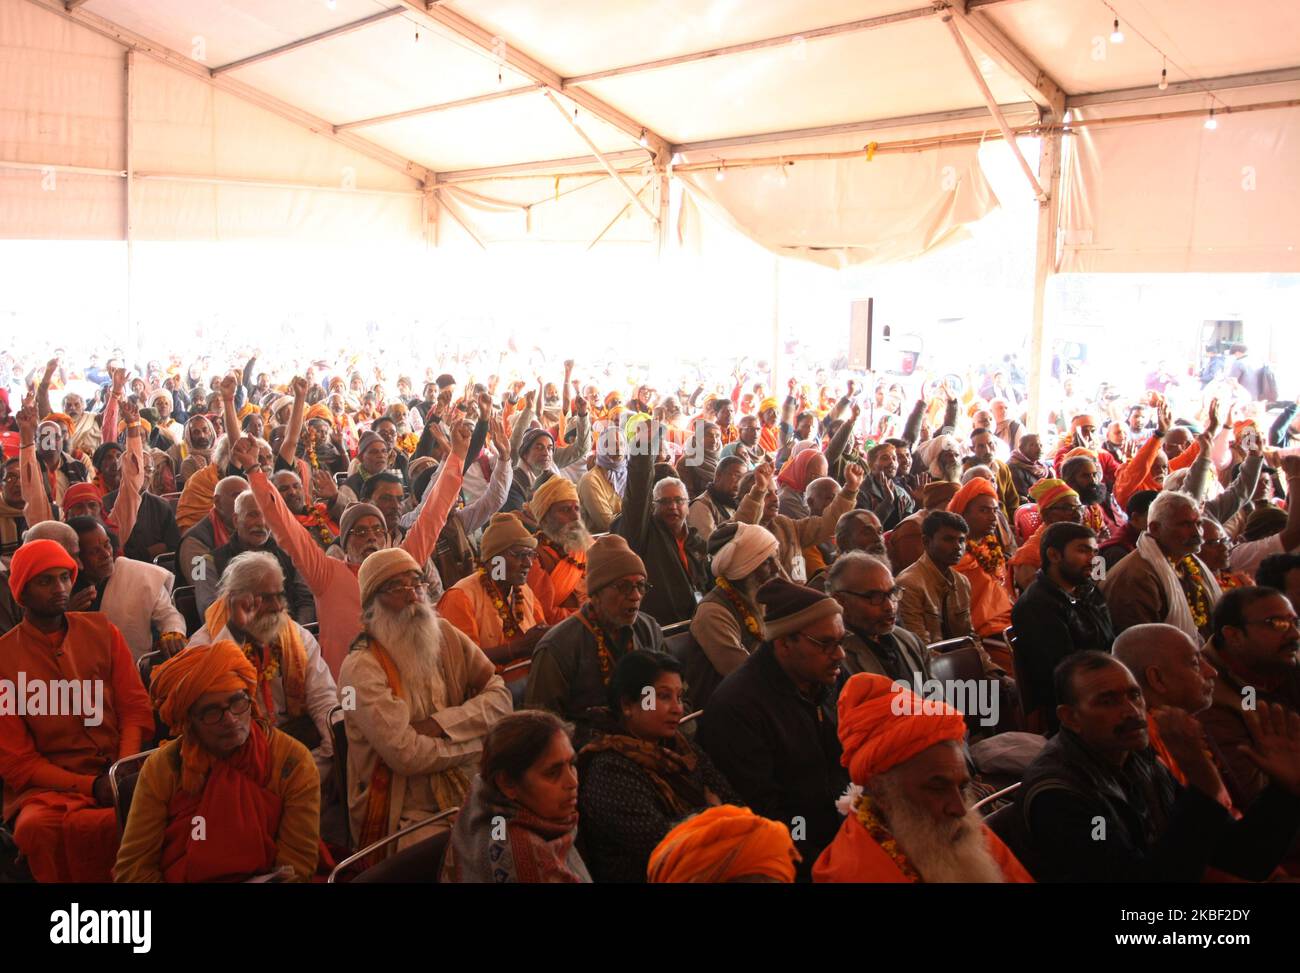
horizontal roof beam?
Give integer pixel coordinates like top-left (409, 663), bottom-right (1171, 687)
top-left (211, 8), bottom-right (405, 75)
top-left (335, 85), bottom-right (539, 131)
top-left (1066, 65), bottom-right (1300, 108)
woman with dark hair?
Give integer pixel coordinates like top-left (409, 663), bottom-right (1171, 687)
top-left (577, 650), bottom-right (739, 883)
top-left (441, 710), bottom-right (590, 883)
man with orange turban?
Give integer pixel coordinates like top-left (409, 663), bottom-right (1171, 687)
top-left (814, 673), bottom-right (1032, 883)
top-left (948, 477), bottom-right (1015, 670)
top-left (646, 805), bottom-right (800, 883)
top-left (0, 539), bottom-right (154, 882)
top-left (114, 640), bottom-right (321, 882)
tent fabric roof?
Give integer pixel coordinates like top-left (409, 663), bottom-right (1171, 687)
top-left (3, 0), bottom-right (1299, 267)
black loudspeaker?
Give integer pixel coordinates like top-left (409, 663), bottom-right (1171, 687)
top-left (848, 298), bottom-right (874, 370)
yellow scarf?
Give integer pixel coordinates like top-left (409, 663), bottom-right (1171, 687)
top-left (203, 597), bottom-right (308, 718)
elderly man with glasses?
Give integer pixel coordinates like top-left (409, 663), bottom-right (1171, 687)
top-left (698, 578), bottom-right (849, 881)
top-left (187, 550), bottom-right (337, 785)
top-left (438, 512), bottom-right (549, 670)
top-left (826, 552), bottom-right (930, 684)
top-left (527, 535), bottom-right (664, 742)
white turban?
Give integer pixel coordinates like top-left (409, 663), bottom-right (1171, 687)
top-left (711, 523), bottom-right (779, 582)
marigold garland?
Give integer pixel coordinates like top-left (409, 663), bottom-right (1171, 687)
top-left (852, 793), bottom-right (922, 883)
top-left (478, 568), bottom-right (524, 641)
top-left (715, 576), bottom-right (763, 639)
top-left (966, 534), bottom-right (1007, 579)
top-left (1171, 554), bottom-right (1211, 630)
top-left (577, 601), bottom-right (617, 685)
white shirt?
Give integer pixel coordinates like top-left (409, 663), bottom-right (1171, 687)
top-left (1230, 533), bottom-right (1287, 579)
top-left (101, 557), bottom-right (185, 660)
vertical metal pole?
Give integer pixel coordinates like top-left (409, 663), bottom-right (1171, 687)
top-left (1028, 121), bottom-right (1063, 432)
top-left (125, 50), bottom-right (136, 358)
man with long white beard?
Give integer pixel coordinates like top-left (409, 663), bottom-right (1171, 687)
top-left (814, 672), bottom-right (1033, 883)
top-left (339, 548), bottom-right (511, 855)
top-left (186, 550), bottom-right (337, 784)
top-left (526, 476), bottom-right (591, 623)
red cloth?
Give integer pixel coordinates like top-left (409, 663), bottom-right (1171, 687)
top-left (160, 723), bottom-right (283, 882)
top-left (7, 539), bottom-right (78, 604)
top-left (837, 672), bottom-right (967, 784)
top-left (776, 448), bottom-right (822, 493)
top-left (814, 812), bottom-right (1033, 883)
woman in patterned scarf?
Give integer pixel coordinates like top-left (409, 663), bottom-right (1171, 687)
top-left (576, 651), bottom-right (738, 883)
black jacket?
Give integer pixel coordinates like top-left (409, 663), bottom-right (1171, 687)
top-left (1010, 572), bottom-right (1115, 730)
top-left (102, 489), bottom-right (181, 563)
top-left (698, 642), bottom-right (847, 881)
top-left (618, 447), bottom-right (709, 626)
top-left (210, 535), bottom-right (316, 626)
top-left (1017, 728), bottom-right (1300, 882)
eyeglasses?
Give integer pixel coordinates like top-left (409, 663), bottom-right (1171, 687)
top-left (797, 631), bottom-right (846, 654)
top-left (837, 586), bottom-right (903, 607)
top-left (1202, 537), bottom-right (1232, 549)
top-left (251, 590), bottom-right (287, 606)
top-left (502, 547), bottom-right (539, 560)
top-left (1243, 615), bottom-right (1300, 632)
top-left (378, 579), bottom-right (429, 597)
top-left (349, 526), bottom-right (388, 540)
top-left (655, 497), bottom-right (688, 507)
top-left (608, 580), bottom-right (651, 597)
top-left (193, 692), bottom-right (252, 726)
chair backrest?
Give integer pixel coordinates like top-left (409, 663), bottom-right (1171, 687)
top-left (173, 585), bottom-right (201, 636)
top-left (328, 806), bottom-right (459, 883)
top-left (354, 829), bottom-right (452, 884)
top-left (971, 780), bottom-right (1022, 814)
top-left (137, 649), bottom-right (166, 691)
top-left (927, 636), bottom-right (977, 656)
top-left (928, 645), bottom-right (986, 685)
top-left (1003, 625), bottom-right (1043, 731)
top-left (329, 705), bottom-right (349, 847)
top-left (153, 551), bottom-right (177, 577)
top-left (109, 748), bottom-right (159, 832)
top-left (660, 619), bottom-right (691, 639)
top-left (160, 492), bottom-right (182, 512)
top-left (302, 621), bottom-right (320, 637)
top-left (984, 800), bottom-right (1040, 880)
top-left (501, 658), bottom-right (530, 710)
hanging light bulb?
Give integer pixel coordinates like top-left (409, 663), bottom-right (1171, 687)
top-left (1109, 18), bottom-right (1124, 43)
top-left (670, 152), bottom-right (682, 166)
top-left (1204, 109), bottom-right (1218, 130)
top-left (638, 128), bottom-right (648, 148)
top-left (1158, 67), bottom-right (1168, 91)
top-left (715, 167), bottom-right (725, 182)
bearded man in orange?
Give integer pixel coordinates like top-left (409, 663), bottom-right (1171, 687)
top-left (814, 672), bottom-right (1032, 883)
top-left (114, 640), bottom-right (321, 882)
top-left (947, 478), bottom-right (1015, 671)
top-left (526, 476), bottom-right (591, 624)
top-left (0, 539), bottom-right (154, 882)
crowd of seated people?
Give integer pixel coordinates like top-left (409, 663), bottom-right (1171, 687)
top-left (1, 341), bottom-right (1299, 884)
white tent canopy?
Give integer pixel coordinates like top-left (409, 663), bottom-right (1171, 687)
top-left (2, 0), bottom-right (1299, 416)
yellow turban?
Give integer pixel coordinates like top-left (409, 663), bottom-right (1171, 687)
top-left (526, 475), bottom-right (579, 522)
top-left (647, 805), bottom-right (800, 883)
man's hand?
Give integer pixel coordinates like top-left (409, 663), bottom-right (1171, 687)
top-left (843, 461), bottom-right (865, 494)
top-left (1152, 706), bottom-right (1220, 795)
top-left (477, 392), bottom-right (493, 422)
top-left (219, 373), bottom-right (239, 402)
top-left (489, 415), bottom-right (509, 458)
top-left (69, 585), bottom-right (96, 612)
top-left (850, 402), bottom-right (861, 422)
top-left (752, 462), bottom-right (774, 495)
top-left (121, 400), bottom-right (140, 432)
top-left (110, 367), bottom-right (127, 393)
top-left (1239, 701), bottom-right (1300, 798)
top-left (16, 395), bottom-right (38, 443)
top-left (43, 358), bottom-right (59, 381)
top-left (230, 435), bottom-right (260, 472)
top-left (290, 376), bottom-right (309, 401)
top-left (573, 392), bottom-right (588, 417)
top-left (1156, 399), bottom-right (1172, 436)
top-left (311, 469), bottom-right (338, 503)
top-left (1281, 454), bottom-right (1300, 481)
top-left (450, 419), bottom-right (473, 458)
top-left (563, 359), bottom-right (574, 375)
top-left (1203, 398), bottom-right (1221, 439)
top-left (92, 774), bottom-right (114, 808)
top-left (411, 717), bottom-right (446, 739)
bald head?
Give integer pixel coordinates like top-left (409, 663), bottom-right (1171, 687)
top-left (805, 476), bottom-right (841, 516)
top-left (213, 475), bottom-right (248, 530)
top-left (1113, 623), bottom-right (1217, 714)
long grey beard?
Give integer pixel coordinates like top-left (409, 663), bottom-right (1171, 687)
top-left (870, 775), bottom-right (1005, 883)
top-left (367, 601), bottom-right (445, 708)
top-left (543, 520), bottom-right (593, 555)
top-left (244, 607), bottom-right (287, 646)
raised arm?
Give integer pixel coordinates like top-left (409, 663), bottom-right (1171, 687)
top-left (17, 395), bottom-right (53, 525)
top-left (279, 376), bottom-right (308, 467)
top-left (109, 400), bottom-right (145, 546)
top-left (238, 438), bottom-right (335, 596)
top-left (219, 373), bottom-right (241, 448)
top-left (401, 419), bottom-right (469, 567)
top-left (618, 421), bottom-right (657, 544)
top-left (35, 358), bottom-right (58, 420)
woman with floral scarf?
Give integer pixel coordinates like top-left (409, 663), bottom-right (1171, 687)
top-left (576, 651), bottom-right (739, 883)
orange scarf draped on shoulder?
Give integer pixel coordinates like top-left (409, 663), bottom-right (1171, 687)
top-left (204, 598), bottom-right (309, 720)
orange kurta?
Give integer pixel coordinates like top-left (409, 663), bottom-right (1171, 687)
top-left (813, 813), bottom-right (1034, 883)
top-left (953, 552), bottom-right (1014, 639)
top-left (0, 612), bottom-right (155, 881)
top-left (437, 574), bottom-right (546, 649)
top-left (528, 540), bottom-right (588, 624)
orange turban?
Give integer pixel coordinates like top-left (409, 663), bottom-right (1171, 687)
top-left (758, 397), bottom-right (779, 416)
top-left (1062, 447), bottom-right (1098, 463)
top-left (8, 539), bottom-right (78, 604)
top-left (947, 477), bottom-right (997, 517)
top-left (238, 402), bottom-right (259, 420)
top-left (647, 806), bottom-right (800, 883)
top-left (42, 412), bottom-right (74, 438)
top-left (305, 403), bottom-right (335, 425)
top-left (150, 640), bottom-right (258, 791)
top-left (1029, 477), bottom-right (1077, 512)
top-left (837, 672), bottom-right (967, 785)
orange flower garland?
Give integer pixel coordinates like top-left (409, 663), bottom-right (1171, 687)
top-left (478, 568), bottom-right (524, 641)
top-left (715, 576), bottom-right (763, 639)
top-left (853, 793), bottom-right (922, 882)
